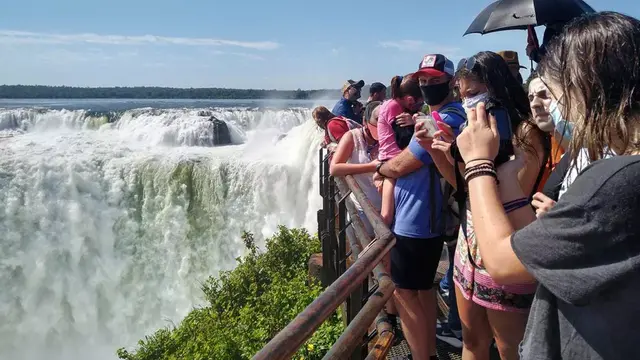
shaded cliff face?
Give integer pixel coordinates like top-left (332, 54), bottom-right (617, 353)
top-left (0, 105), bottom-right (325, 360)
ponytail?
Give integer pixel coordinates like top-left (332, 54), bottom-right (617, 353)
top-left (391, 74), bottom-right (422, 100)
top-left (390, 75), bottom-right (403, 99)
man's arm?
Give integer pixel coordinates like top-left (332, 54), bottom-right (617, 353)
top-left (377, 138), bottom-right (429, 179)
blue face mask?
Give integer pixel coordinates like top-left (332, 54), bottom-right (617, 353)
top-left (550, 99), bottom-right (574, 141)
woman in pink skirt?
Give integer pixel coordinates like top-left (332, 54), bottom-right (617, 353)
top-left (451, 52), bottom-right (548, 360)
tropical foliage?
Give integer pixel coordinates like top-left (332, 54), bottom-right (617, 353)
top-left (116, 226), bottom-right (343, 360)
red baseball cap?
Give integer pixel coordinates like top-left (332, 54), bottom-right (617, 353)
top-left (412, 54), bottom-right (456, 78)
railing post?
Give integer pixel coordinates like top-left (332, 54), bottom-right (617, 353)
top-left (347, 275), bottom-right (368, 360)
top-left (319, 148), bottom-right (324, 198)
top-left (337, 197), bottom-right (347, 276)
top-left (319, 148), bottom-right (338, 287)
top-left (327, 177), bottom-right (338, 284)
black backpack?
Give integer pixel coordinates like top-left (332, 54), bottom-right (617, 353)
top-left (428, 105), bottom-right (467, 243)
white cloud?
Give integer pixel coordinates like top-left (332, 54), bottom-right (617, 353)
top-left (0, 30), bottom-right (279, 50)
top-left (34, 48), bottom-right (138, 64)
top-left (212, 50), bottom-right (265, 60)
top-left (378, 40), bottom-right (460, 55)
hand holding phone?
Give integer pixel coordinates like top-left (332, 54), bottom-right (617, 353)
top-left (415, 114), bottom-right (439, 137)
top-left (431, 111), bottom-right (455, 141)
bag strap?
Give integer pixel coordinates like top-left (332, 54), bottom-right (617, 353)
top-left (440, 106), bottom-right (467, 121)
top-left (325, 117), bottom-right (342, 143)
top-left (428, 164), bottom-right (442, 235)
top-left (530, 133), bottom-right (552, 199)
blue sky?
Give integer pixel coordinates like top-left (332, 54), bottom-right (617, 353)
top-left (0, 0), bottom-right (636, 89)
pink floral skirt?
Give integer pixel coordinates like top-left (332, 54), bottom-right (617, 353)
top-left (453, 208), bottom-right (536, 313)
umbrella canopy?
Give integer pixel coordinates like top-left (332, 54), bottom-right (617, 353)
top-left (464, 0), bottom-right (595, 35)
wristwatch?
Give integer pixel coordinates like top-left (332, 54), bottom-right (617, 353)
top-left (376, 161), bottom-right (386, 176)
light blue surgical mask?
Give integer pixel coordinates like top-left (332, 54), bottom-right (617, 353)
top-left (549, 99), bottom-right (574, 140)
top-left (463, 92), bottom-right (490, 111)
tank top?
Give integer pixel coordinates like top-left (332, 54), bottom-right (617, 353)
top-left (349, 128), bottom-right (382, 212)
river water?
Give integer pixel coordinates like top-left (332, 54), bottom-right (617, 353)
top-left (0, 98), bottom-right (330, 360)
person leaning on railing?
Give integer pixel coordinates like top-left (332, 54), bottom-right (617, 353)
top-left (313, 106), bottom-right (361, 153)
top-left (329, 101), bottom-right (383, 236)
top-left (451, 12), bottom-right (640, 360)
top-left (327, 100), bottom-right (401, 328)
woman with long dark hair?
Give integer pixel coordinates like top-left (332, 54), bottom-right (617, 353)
top-left (455, 12), bottom-right (640, 360)
top-left (424, 51), bottom-right (548, 360)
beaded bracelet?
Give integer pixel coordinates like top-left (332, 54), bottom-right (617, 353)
top-left (465, 169), bottom-right (498, 184)
top-left (464, 167), bottom-right (496, 179)
top-left (464, 163), bottom-right (495, 177)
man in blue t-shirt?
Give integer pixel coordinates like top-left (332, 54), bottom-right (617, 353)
top-left (376, 54), bottom-right (465, 358)
top-left (332, 79), bottom-right (365, 123)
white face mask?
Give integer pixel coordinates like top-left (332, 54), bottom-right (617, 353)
top-left (463, 92), bottom-right (490, 111)
top-left (549, 99), bottom-right (574, 141)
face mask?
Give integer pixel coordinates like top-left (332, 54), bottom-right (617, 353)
top-left (550, 99), bottom-right (574, 140)
top-left (463, 92), bottom-right (490, 111)
top-left (420, 83), bottom-right (450, 106)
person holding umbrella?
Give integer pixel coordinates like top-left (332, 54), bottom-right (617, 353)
top-left (526, 22), bottom-right (565, 64)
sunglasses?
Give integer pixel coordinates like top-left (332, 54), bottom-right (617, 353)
top-left (456, 56), bottom-right (478, 73)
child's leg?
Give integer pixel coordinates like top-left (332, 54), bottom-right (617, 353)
top-left (381, 178), bottom-right (395, 226)
top-left (380, 178), bottom-right (398, 316)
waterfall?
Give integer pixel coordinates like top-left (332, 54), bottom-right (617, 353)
top-left (0, 104), bottom-right (325, 360)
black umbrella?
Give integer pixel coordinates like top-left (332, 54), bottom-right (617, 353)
top-left (464, 0), bottom-right (595, 35)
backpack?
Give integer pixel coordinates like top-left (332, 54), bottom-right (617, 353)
top-left (430, 104), bottom-right (467, 244)
top-left (326, 116), bottom-right (362, 143)
top-left (322, 116), bottom-right (362, 154)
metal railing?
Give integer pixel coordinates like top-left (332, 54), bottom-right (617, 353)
top-left (253, 148), bottom-right (397, 360)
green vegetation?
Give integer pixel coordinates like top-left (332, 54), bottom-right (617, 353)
top-left (116, 226), bottom-right (344, 360)
top-left (0, 85), bottom-right (338, 100)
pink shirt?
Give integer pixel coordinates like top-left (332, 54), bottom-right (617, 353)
top-left (377, 99), bottom-right (404, 161)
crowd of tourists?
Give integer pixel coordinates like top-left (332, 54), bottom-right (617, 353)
top-left (313, 11), bottom-right (639, 360)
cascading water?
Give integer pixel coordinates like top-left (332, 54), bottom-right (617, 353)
top-left (0, 102), bottom-right (326, 360)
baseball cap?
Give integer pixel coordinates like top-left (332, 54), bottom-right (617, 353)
top-left (341, 79), bottom-right (365, 94)
top-left (497, 51), bottom-right (527, 69)
top-left (413, 54), bottom-right (455, 78)
top-left (369, 82), bottom-right (386, 94)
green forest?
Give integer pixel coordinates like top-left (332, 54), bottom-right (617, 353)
top-left (0, 85), bottom-right (339, 100)
top-left (116, 227), bottom-right (344, 360)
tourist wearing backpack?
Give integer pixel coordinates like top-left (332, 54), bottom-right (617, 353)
top-left (312, 106), bottom-right (361, 152)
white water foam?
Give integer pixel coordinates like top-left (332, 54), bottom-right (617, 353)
top-left (0, 106), bottom-right (324, 360)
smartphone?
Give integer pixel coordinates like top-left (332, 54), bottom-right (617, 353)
top-left (431, 111), bottom-right (450, 133)
top-left (416, 114), bottom-right (439, 137)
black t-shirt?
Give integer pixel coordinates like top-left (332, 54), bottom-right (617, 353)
top-left (542, 150), bottom-right (572, 201)
top-left (512, 155), bottom-right (640, 360)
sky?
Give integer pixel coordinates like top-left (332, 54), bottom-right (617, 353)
top-left (0, 0), bottom-right (637, 90)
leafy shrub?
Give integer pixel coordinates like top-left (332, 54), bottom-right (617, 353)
top-left (117, 226), bottom-right (344, 360)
